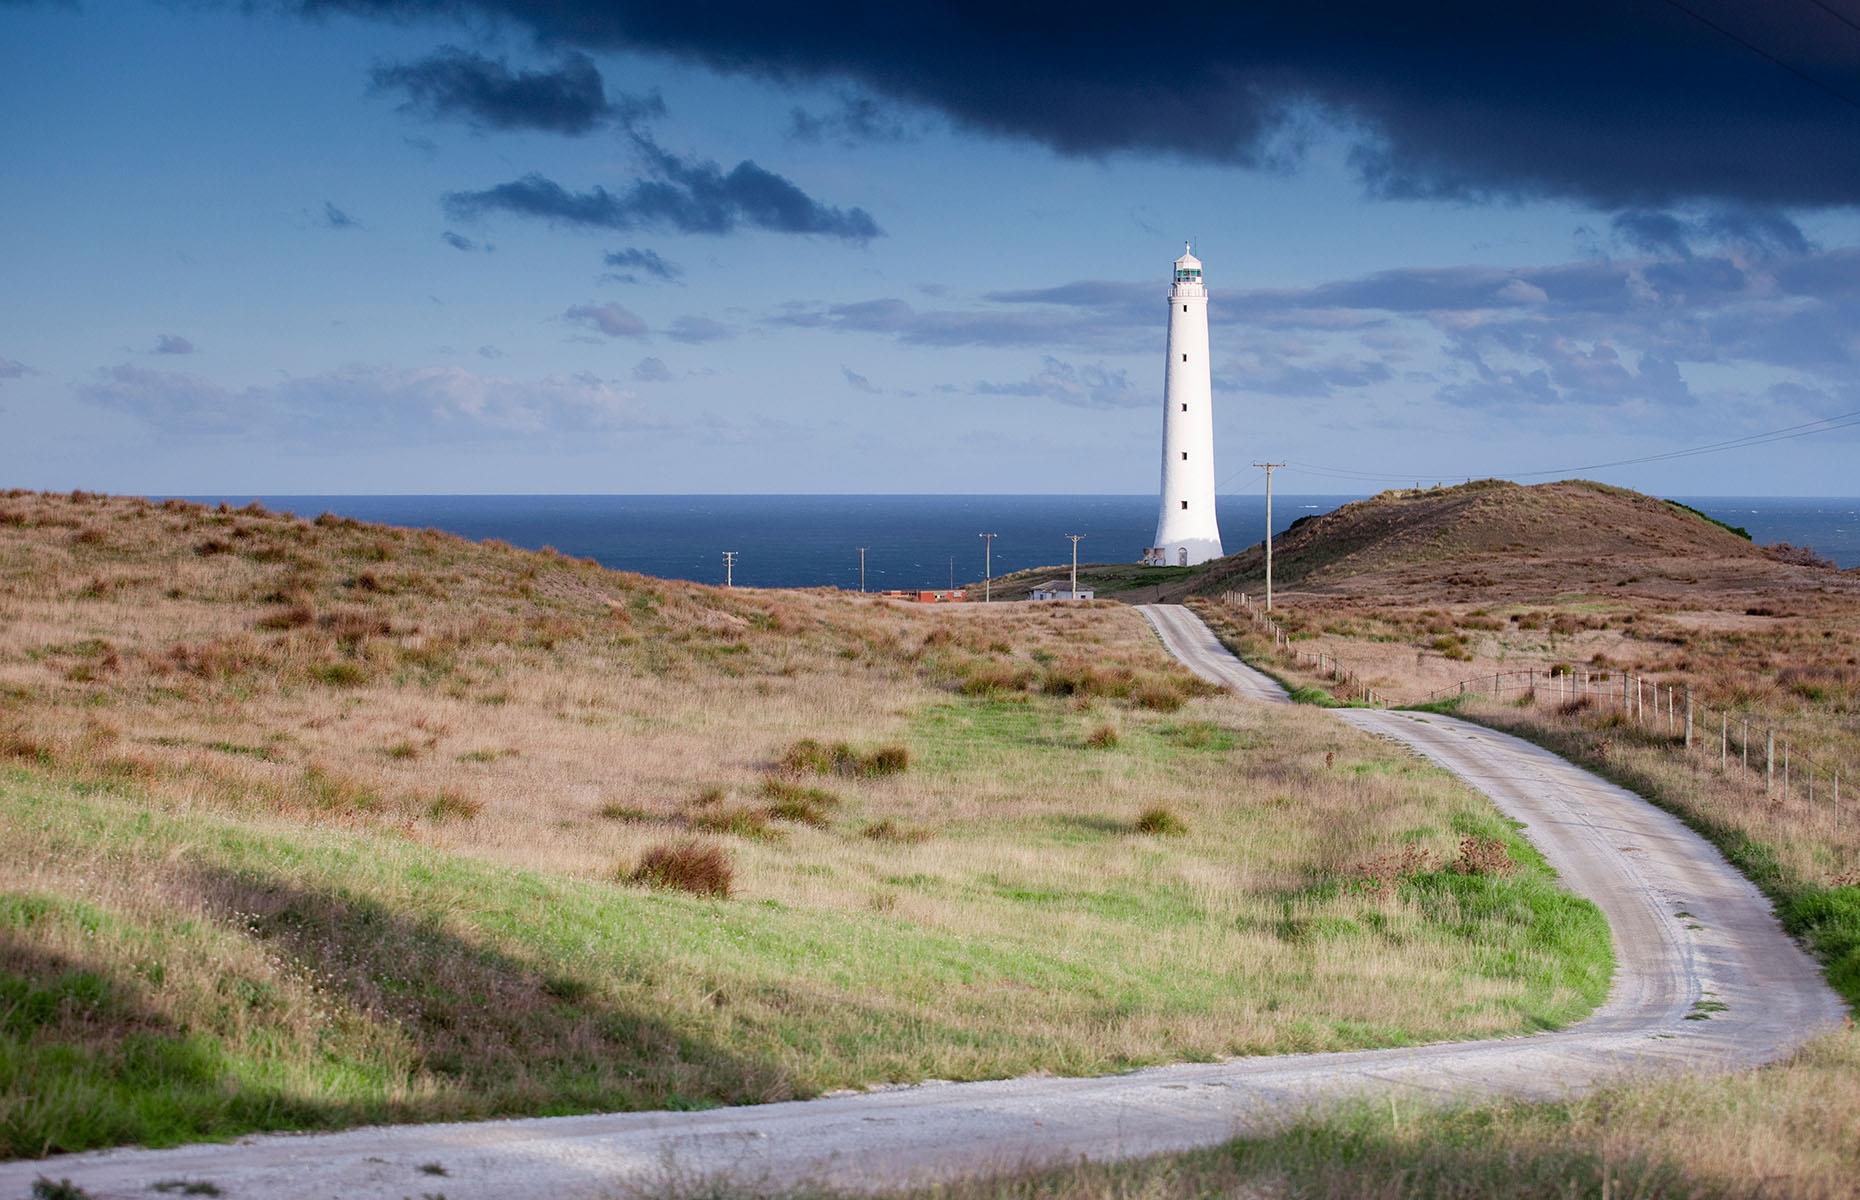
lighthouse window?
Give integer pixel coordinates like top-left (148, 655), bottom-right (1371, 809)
top-left (1182, 354), bottom-right (1187, 362)
top-left (1180, 501), bottom-right (1188, 510)
top-left (1180, 403), bottom-right (1187, 412)
top-left (1183, 305), bottom-right (1188, 312)
top-left (1181, 452), bottom-right (1188, 460)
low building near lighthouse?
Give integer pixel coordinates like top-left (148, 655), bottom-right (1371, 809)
top-left (1143, 244), bottom-right (1224, 567)
top-left (1027, 580), bottom-right (1095, 602)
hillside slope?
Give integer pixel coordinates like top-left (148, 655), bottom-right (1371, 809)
top-left (1188, 480), bottom-right (1821, 602)
top-left (0, 489), bottom-right (1607, 1158)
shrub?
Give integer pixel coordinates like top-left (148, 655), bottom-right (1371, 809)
top-left (1451, 836), bottom-right (1515, 877)
top-left (596, 802), bottom-right (654, 822)
top-left (1766, 542), bottom-right (1837, 569)
top-left (193, 537), bottom-right (233, 557)
top-left (1084, 723), bottom-right (1120, 749)
top-left (1134, 805), bottom-right (1186, 835)
top-left (628, 841), bottom-right (733, 898)
top-left (1350, 843), bottom-right (1440, 893)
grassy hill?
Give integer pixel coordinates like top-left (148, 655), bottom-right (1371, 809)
top-left (0, 490), bottom-right (1609, 1158)
top-left (1188, 479), bottom-right (1796, 600)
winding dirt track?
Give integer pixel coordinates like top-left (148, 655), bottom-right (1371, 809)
top-left (5, 605), bottom-right (1843, 1199)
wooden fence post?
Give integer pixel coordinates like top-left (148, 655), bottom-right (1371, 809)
top-left (1766, 731), bottom-right (1775, 793)
top-left (1684, 689), bottom-right (1693, 750)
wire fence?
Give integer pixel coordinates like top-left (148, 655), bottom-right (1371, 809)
top-left (1212, 590), bottom-right (1848, 816)
top-left (1419, 665), bottom-right (1847, 814)
top-left (1215, 590), bottom-right (1383, 705)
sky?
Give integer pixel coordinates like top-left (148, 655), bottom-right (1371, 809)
top-left (5, 1), bottom-right (1860, 496)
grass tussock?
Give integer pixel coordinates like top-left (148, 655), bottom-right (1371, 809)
top-left (1133, 805), bottom-right (1186, 836)
top-left (627, 841), bottom-right (733, 898)
top-left (777, 738), bottom-right (910, 779)
top-left (859, 819), bottom-right (931, 844)
top-left (758, 778), bottom-right (839, 827)
top-left (1083, 723), bottom-right (1119, 749)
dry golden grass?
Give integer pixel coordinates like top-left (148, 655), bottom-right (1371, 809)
top-left (0, 489), bottom-right (1607, 1157)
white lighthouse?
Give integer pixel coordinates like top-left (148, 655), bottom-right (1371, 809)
top-left (1147, 244), bottom-right (1223, 566)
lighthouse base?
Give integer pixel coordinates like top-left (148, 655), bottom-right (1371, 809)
top-left (1142, 537), bottom-right (1224, 568)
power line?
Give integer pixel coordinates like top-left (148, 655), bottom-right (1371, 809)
top-left (1800, 0), bottom-right (1860, 39)
top-left (1655, 0), bottom-right (1860, 115)
top-left (1511, 409), bottom-right (1860, 476)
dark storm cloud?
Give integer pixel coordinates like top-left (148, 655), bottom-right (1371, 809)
top-left (444, 133), bottom-right (880, 241)
top-left (1612, 211), bottom-right (1695, 260)
top-left (1611, 207), bottom-right (1813, 260)
top-left (603, 246), bottom-right (680, 281)
top-left (787, 93), bottom-right (914, 147)
top-left (370, 46), bottom-right (660, 135)
top-left (284, 0), bottom-right (1860, 207)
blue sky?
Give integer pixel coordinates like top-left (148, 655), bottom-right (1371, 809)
top-left (5, 1), bottom-right (1860, 495)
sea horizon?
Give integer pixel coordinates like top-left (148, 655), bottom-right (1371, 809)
top-left (169, 492), bottom-right (1860, 587)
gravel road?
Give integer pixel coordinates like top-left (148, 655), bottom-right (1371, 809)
top-left (4, 605), bottom-right (1842, 1200)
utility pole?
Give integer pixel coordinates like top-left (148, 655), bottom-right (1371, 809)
top-left (948, 557), bottom-right (954, 591)
top-left (979, 532), bottom-right (997, 603)
top-left (721, 551), bottom-right (737, 589)
top-left (858, 547), bottom-right (866, 594)
top-left (1065, 533), bottom-right (1086, 597)
top-left (1253, 462), bottom-right (1285, 610)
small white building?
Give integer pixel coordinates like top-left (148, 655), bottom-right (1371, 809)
top-left (1028, 580), bottom-right (1094, 601)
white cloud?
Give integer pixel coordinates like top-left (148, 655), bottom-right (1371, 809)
top-left (79, 362), bottom-right (649, 441)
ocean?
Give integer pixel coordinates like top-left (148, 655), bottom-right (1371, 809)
top-left (178, 494), bottom-right (1860, 589)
